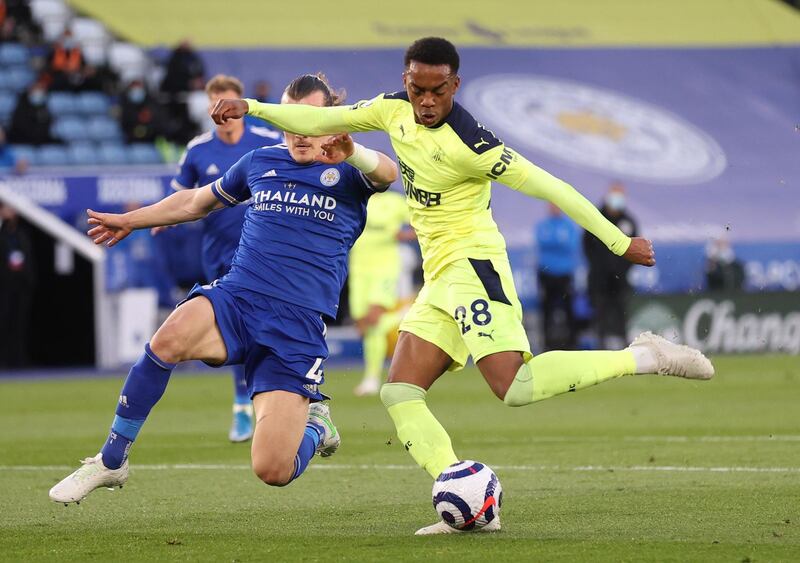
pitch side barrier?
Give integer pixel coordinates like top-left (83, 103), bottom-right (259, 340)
top-left (628, 291), bottom-right (800, 355)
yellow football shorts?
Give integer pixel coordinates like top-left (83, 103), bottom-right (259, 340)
top-left (348, 270), bottom-right (400, 320)
top-left (399, 256), bottom-right (532, 371)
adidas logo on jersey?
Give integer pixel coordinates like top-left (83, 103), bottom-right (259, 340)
top-left (262, 169), bottom-right (277, 177)
top-left (206, 164), bottom-right (220, 175)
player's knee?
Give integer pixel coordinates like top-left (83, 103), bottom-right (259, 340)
top-left (150, 321), bottom-right (188, 364)
top-left (252, 459), bottom-right (291, 487)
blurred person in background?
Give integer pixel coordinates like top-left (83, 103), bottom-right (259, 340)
top-left (47, 29), bottom-right (86, 91)
top-left (253, 80), bottom-right (275, 103)
top-left (705, 236), bottom-right (744, 291)
top-left (8, 79), bottom-right (58, 146)
top-left (0, 202), bottom-right (35, 368)
top-left (120, 79), bottom-right (162, 143)
top-left (583, 182), bottom-right (638, 349)
top-left (0, 125), bottom-right (27, 173)
top-left (348, 190), bottom-right (414, 396)
top-left (159, 74), bottom-right (281, 442)
top-left (160, 39), bottom-right (205, 95)
top-left (535, 203), bottom-right (580, 351)
top-left (0, 0), bottom-right (42, 44)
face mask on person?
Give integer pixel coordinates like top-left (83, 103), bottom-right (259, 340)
top-left (607, 193), bottom-right (626, 212)
top-left (29, 90), bottom-right (46, 106)
top-left (128, 87), bottom-right (146, 104)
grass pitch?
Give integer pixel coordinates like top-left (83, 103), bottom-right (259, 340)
top-left (1, 355), bottom-right (798, 562)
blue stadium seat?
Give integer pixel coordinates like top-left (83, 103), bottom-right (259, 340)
top-left (9, 145), bottom-right (37, 166)
top-left (87, 116), bottom-right (122, 142)
top-left (76, 91), bottom-right (111, 115)
top-left (6, 67), bottom-right (34, 92)
top-left (0, 91), bottom-right (16, 125)
top-left (67, 142), bottom-right (98, 166)
top-left (37, 144), bottom-right (70, 166)
top-left (47, 92), bottom-right (78, 116)
top-left (0, 44), bottom-right (29, 66)
top-left (98, 143), bottom-right (127, 165)
top-left (128, 143), bottom-right (163, 165)
top-left (52, 117), bottom-right (89, 142)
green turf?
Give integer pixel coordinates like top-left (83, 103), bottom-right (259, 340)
top-left (1, 355), bottom-right (798, 561)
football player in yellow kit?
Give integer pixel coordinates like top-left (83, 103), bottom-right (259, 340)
top-left (348, 190), bottom-right (413, 396)
top-left (212, 37), bottom-right (714, 535)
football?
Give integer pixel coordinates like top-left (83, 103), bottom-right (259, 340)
top-left (432, 460), bottom-right (503, 531)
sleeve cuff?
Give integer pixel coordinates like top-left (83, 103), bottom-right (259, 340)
top-left (211, 179), bottom-right (242, 207)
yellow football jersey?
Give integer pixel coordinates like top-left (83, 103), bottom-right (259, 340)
top-left (340, 92), bottom-right (529, 279)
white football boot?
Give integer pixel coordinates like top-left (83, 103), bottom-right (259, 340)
top-left (308, 402), bottom-right (340, 457)
top-left (628, 331), bottom-right (714, 380)
top-left (415, 516), bottom-right (502, 536)
top-left (49, 453), bottom-right (128, 505)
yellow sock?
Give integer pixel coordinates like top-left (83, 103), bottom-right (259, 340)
top-left (380, 383), bottom-right (458, 478)
top-left (504, 350), bottom-right (637, 406)
top-left (362, 311), bottom-right (401, 381)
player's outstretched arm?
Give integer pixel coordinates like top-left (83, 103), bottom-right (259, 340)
top-left (317, 133), bottom-right (398, 187)
top-left (499, 155), bottom-right (655, 266)
top-left (87, 185), bottom-right (223, 247)
top-left (211, 97), bottom-right (388, 136)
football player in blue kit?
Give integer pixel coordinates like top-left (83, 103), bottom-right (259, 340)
top-left (49, 74), bottom-right (398, 504)
top-left (165, 74), bottom-right (281, 442)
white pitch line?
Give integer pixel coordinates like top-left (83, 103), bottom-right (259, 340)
top-left (2, 463), bottom-right (799, 474)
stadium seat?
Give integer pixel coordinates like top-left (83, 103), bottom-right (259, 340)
top-left (9, 145), bottom-right (37, 166)
top-left (52, 116), bottom-right (89, 142)
top-left (6, 67), bottom-right (34, 92)
top-left (30, 0), bottom-right (72, 42)
top-left (108, 42), bottom-right (150, 83)
top-left (97, 143), bottom-right (127, 165)
top-left (128, 143), bottom-right (163, 165)
top-left (76, 92), bottom-right (111, 115)
top-left (0, 91), bottom-right (16, 125)
top-left (47, 92), bottom-right (78, 115)
top-left (0, 44), bottom-right (29, 66)
top-left (37, 144), bottom-right (70, 166)
top-left (81, 43), bottom-right (107, 66)
top-left (70, 18), bottom-right (110, 45)
top-left (30, 0), bottom-right (71, 22)
top-left (67, 142), bottom-right (98, 166)
top-left (86, 116), bottom-right (123, 141)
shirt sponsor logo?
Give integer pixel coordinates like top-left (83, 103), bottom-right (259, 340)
top-left (463, 74), bottom-right (727, 184)
top-left (320, 167), bottom-right (341, 187)
top-left (486, 147), bottom-right (514, 180)
top-left (206, 164), bottom-right (220, 175)
top-left (252, 189), bottom-right (338, 222)
top-left (398, 157), bottom-right (441, 207)
top-left (262, 169), bottom-right (277, 177)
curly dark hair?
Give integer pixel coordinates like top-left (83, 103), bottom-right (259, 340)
top-left (283, 73), bottom-right (345, 106)
top-left (404, 37), bottom-right (460, 74)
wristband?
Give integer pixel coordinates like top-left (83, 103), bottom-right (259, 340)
top-left (345, 143), bottom-right (380, 174)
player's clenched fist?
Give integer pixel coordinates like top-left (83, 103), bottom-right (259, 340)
top-left (623, 237), bottom-right (655, 266)
top-left (211, 98), bottom-right (249, 124)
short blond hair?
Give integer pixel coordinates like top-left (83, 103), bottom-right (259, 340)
top-left (205, 74), bottom-right (244, 96)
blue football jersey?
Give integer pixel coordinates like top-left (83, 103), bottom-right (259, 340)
top-left (211, 144), bottom-right (381, 317)
top-left (172, 125), bottom-right (282, 280)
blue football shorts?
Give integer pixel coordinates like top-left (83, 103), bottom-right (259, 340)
top-left (182, 281), bottom-right (329, 401)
